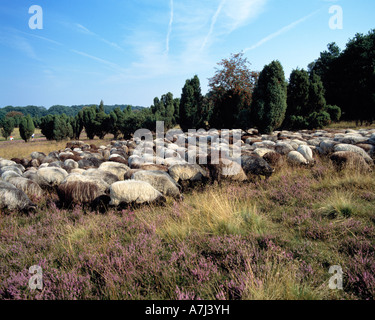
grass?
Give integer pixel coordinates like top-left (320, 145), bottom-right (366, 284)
top-left (326, 121), bottom-right (375, 130)
top-left (1, 155), bottom-right (374, 300)
top-left (0, 128), bottom-right (114, 159)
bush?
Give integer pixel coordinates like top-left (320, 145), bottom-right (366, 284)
top-left (251, 60), bottom-right (288, 134)
top-left (307, 111), bottom-right (331, 129)
top-left (19, 115), bottom-right (35, 142)
top-left (289, 115), bottom-right (309, 130)
top-left (1, 117), bottom-right (15, 140)
top-left (325, 105), bottom-right (342, 122)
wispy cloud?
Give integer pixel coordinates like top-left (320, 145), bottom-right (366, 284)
top-left (244, 9), bottom-right (320, 52)
top-left (200, 0), bottom-right (267, 51)
top-left (70, 49), bottom-right (126, 73)
top-left (75, 23), bottom-right (94, 35)
top-left (166, 0), bottom-right (174, 54)
top-left (0, 30), bottom-right (40, 61)
top-left (74, 23), bottom-right (124, 51)
top-left (201, 0), bottom-right (226, 50)
top-left (223, 0), bottom-right (267, 31)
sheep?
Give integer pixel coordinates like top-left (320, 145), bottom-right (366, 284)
top-left (124, 169), bottom-right (141, 180)
top-left (109, 180), bottom-right (166, 206)
top-left (59, 153), bottom-right (82, 163)
top-left (253, 148), bottom-right (275, 158)
top-left (63, 159), bottom-right (79, 171)
top-left (205, 157), bottom-right (248, 183)
top-left (0, 160), bottom-right (17, 168)
top-left (275, 142), bottom-right (294, 155)
top-left (333, 144), bottom-right (373, 165)
top-left (330, 151), bottom-right (372, 173)
top-left (297, 145), bottom-right (314, 163)
top-left (48, 161), bottom-right (64, 169)
top-left (57, 174), bottom-right (110, 207)
top-left (6, 176), bottom-right (44, 200)
top-left (241, 155), bottom-right (275, 179)
top-left (319, 140), bottom-right (337, 155)
top-left (168, 164), bottom-right (209, 184)
top-left (0, 181), bottom-right (36, 212)
top-left (287, 151), bottom-right (309, 165)
top-left (131, 170), bottom-right (181, 198)
top-left (82, 169), bottom-right (119, 185)
top-left (1, 170), bottom-right (22, 182)
top-left (66, 141), bottom-right (86, 149)
top-left (37, 167), bottom-right (68, 189)
top-left (98, 162), bottom-right (130, 181)
top-left (109, 156), bottom-right (128, 165)
top-left (78, 157), bottom-right (103, 169)
top-left (0, 166), bottom-right (24, 177)
top-left (131, 163), bottom-right (168, 172)
top-left (262, 151), bottom-right (283, 168)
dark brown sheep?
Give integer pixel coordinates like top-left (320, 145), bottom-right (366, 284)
top-left (109, 156), bottom-right (128, 165)
top-left (57, 181), bottom-right (106, 207)
top-left (330, 151), bottom-right (372, 173)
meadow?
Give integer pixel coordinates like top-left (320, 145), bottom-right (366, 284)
top-left (0, 124), bottom-right (374, 300)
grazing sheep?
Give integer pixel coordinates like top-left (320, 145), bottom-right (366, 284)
top-left (275, 142), bottom-right (294, 155)
top-left (109, 156), bottom-right (128, 165)
top-left (109, 180), bottom-right (166, 206)
top-left (0, 166), bottom-right (24, 177)
top-left (253, 148), bottom-right (275, 158)
top-left (6, 177), bottom-right (44, 199)
top-left (20, 158), bottom-right (30, 168)
top-left (37, 167), bottom-right (68, 188)
top-left (319, 140), bottom-right (337, 155)
top-left (131, 170), bottom-right (181, 198)
top-left (59, 153), bottom-right (82, 162)
top-left (168, 164), bottom-right (208, 183)
top-left (356, 144), bottom-right (373, 153)
top-left (98, 162), bottom-right (130, 181)
top-left (82, 169), bottom-right (119, 185)
top-left (48, 161), bottom-right (64, 169)
top-left (1, 170), bottom-right (22, 182)
top-left (30, 152), bottom-right (46, 162)
top-left (333, 144), bottom-right (373, 165)
top-left (58, 174), bottom-right (109, 206)
top-left (63, 159), bottom-right (79, 171)
top-left (262, 151), bottom-right (282, 168)
top-left (330, 151), bottom-right (372, 173)
top-left (131, 163), bottom-right (168, 172)
top-left (124, 169), bottom-right (141, 180)
top-left (0, 160), bottom-right (17, 168)
top-left (205, 158), bottom-right (247, 183)
top-left (101, 149), bottom-right (111, 161)
top-left (297, 145), bottom-right (314, 163)
top-left (0, 181), bottom-right (36, 212)
top-left (241, 155), bottom-right (275, 179)
top-left (287, 151), bottom-right (309, 165)
top-left (78, 157), bottom-right (103, 169)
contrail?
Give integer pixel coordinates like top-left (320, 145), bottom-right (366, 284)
top-left (201, 0), bottom-right (226, 50)
top-left (166, 0), bottom-right (174, 54)
top-left (244, 9), bottom-right (320, 52)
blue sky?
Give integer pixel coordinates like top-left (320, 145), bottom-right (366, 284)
top-left (0, 0), bottom-right (374, 109)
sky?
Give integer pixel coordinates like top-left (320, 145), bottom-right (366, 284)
top-left (0, 0), bottom-right (374, 109)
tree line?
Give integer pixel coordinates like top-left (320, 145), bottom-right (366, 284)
top-left (1, 28), bottom-right (374, 141)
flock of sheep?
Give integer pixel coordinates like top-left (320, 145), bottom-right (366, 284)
top-left (1, 127), bottom-right (374, 213)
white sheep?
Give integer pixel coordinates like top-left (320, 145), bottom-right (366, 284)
top-left (0, 181), bottom-right (36, 212)
top-left (109, 180), bottom-right (165, 206)
top-left (37, 167), bottom-right (69, 188)
top-left (131, 170), bottom-right (181, 198)
top-left (287, 151), bottom-right (309, 165)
